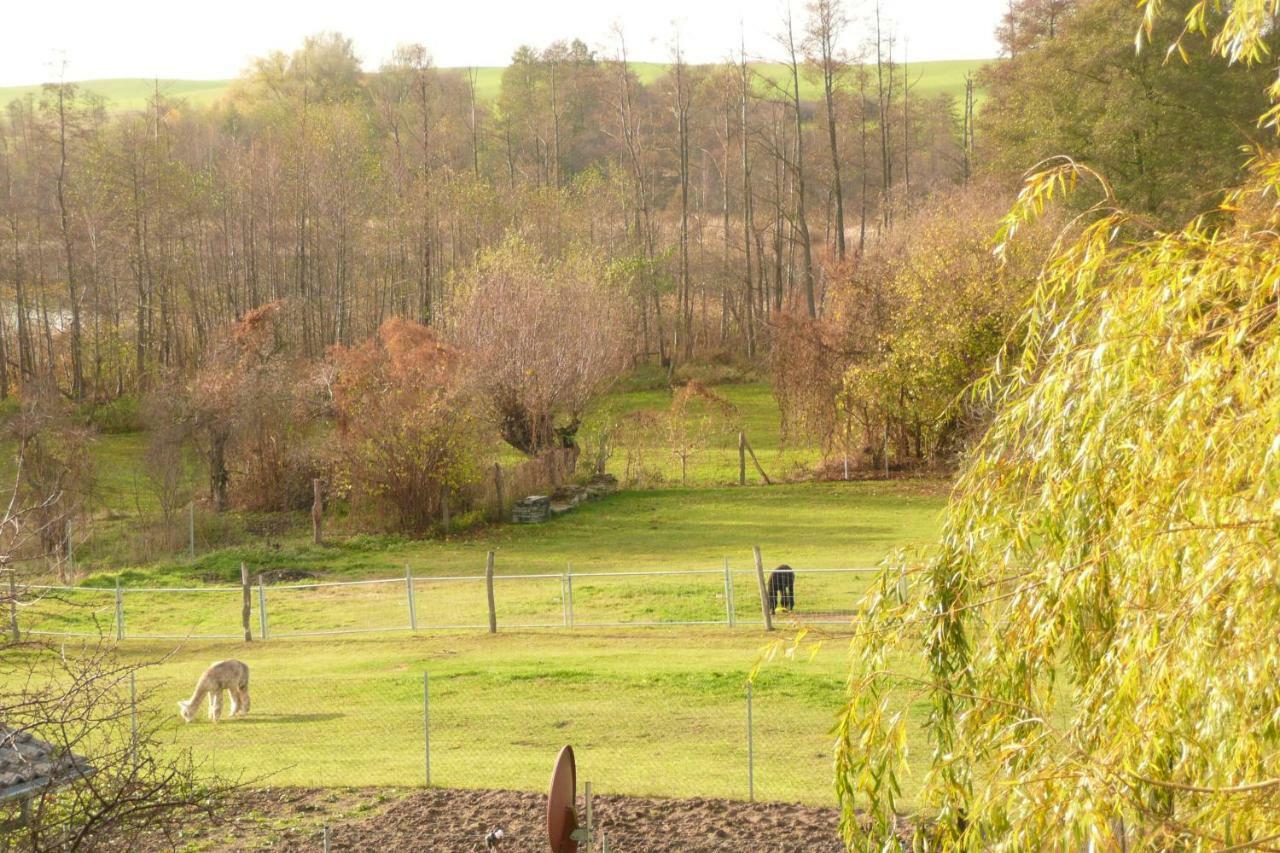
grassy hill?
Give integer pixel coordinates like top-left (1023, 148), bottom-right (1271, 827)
top-left (0, 58), bottom-right (989, 113)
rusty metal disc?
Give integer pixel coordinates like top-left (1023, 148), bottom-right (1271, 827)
top-left (547, 745), bottom-right (578, 853)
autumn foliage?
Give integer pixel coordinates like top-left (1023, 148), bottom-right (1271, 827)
top-left (329, 318), bottom-right (485, 532)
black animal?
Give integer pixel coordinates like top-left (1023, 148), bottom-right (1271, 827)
top-left (767, 565), bottom-right (795, 613)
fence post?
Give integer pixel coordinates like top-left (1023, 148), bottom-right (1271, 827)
top-left (423, 672), bottom-right (431, 787)
top-left (7, 569), bottom-right (18, 643)
top-left (189, 501), bottom-right (196, 558)
top-left (115, 579), bottom-right (125, 641)
top-left (585, 780), bottom-right (593, 851)
top-left (240, 562), bottom-right (252, 641)
top-left (566, 562), bottom-right (575, 628)
top-left (323, 825), bottom-right (331, 853)
top-left (406, 565), bottom-right (418, 632)
top-left (561, 571), bottom-right (569, 628)
top-left (493, 462), bottom-right (505, 522)
top-left (746, 682), bottom-right (755, 801)
top-left (738, 431), bottom-right (746, 486)
top-left (312, 478), bottom-right (324, 545)
top-left (257, 576), bottom-right (269, 641)
top-left (723, 558), bottom-right (735, 627)
top-left (753, 546), bottom-right (774, 631)
top-left (485, 552), bottom-right (497, 634)
top-left (129, 671), bottom-right (138, 758)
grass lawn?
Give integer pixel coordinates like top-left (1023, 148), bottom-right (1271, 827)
top-left (37, 627), bottom-right (935, 809)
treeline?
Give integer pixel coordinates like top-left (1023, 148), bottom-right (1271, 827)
top-left (0, 2), bottom-right (970, 403)
top-left (0, 0), bottom-right (1272, 472)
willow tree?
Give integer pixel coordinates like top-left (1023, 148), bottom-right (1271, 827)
top-left (838, 3), bottom-right (1280, 848)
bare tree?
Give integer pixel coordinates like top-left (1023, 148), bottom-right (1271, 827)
top-left (805, 0), bottom-right (850, 262)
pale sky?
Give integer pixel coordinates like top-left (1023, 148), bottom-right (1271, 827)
top-left (2, 0), bottom-right (1005, 86)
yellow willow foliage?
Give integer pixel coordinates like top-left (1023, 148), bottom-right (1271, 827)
top-left (836, 7), bottom-right (1280, 849)
top-left (838, 151), bottom-right (1280, 848)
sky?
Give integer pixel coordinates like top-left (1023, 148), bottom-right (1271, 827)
top-left (2, 0), bottom-right (1006, 86)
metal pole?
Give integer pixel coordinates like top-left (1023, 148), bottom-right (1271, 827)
top-left (8, 570), bottom-right (18, 643)
top-left (323, 825), bottom-right (331, 853)
top-left (130, 672), bottom-right (138, 757)
top-left (485, 552), bottom-right (497, 634)
top-left (585, 781), bottom-right (593, 852)
top-left (406, 566), bottom-right (417, 632)
top-left (189, 501), bottom-right (196, 558)
top-left (257, 577), bottom-right (269, 641)
top-left (561, 572), bottom-right (569, 628)
top-left (723, 558), bottom-right (734, 627)
top-left (423, 672), bottom-right (431, 787)
top-left (566, 563), bottom-right (575, 628)
top-left (747, 682), bottom-right (755, 802)
top-left (115, 579), bottom-right (125, 641)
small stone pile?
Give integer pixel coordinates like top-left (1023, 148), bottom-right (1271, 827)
top-left (512, 495), bottom-right (552, 524)
top-left (512, 474), bottom-right (619, 524)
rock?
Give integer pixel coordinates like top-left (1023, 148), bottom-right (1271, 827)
top-left (512, 495), bottom-right (551, 524)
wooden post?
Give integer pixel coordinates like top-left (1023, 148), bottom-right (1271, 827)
top-left (742, 434), bottom-right (773, 485)
top-left (485, 551), bottom-right (497, 634)
top-left (240, 562), bottom-right (252, 642)
top-left (493, 463), bottom-right (505, 522)
top-left (311, 479), bottom-right (323, 545)
top-left (440, 485), bottom-right (450, 534)
top-left (738, 432), bottom-right (747, 486)
top-left (753, 546), bottom-right (774, 631)
top-left (8, 569), bottom-right (19, 643)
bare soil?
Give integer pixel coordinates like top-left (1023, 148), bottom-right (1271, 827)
top-left (138, 786), bottom-right (855, 851)
top-left (274, 788), bottom-right (849, 852)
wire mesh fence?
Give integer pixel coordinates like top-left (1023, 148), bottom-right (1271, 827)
top-left (132, 669), bottom-right (838, 806)
top-left (10, 565), bottom-right (876, 641)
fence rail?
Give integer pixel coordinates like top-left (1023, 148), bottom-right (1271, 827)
top-left (8, 562), bottom-right (878, 641)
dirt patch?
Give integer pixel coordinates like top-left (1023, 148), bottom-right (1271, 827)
top-left (273, 788), bottom-right (849, 852)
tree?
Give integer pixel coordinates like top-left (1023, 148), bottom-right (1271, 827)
top-left (329, 319), bottom-right (484, 532)
top-left (805, 0), bottom-right (850, 262)
top-left (980, 0), bottom-right (1278, 221)
top-left (450, 237), bottom-right (627, 456)
top-left (839, 4), bottom-right (1280, 846)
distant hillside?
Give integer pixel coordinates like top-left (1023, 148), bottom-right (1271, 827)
top-left (0, 58), bottom-right (989, 113)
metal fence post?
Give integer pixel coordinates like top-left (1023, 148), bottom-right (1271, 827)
top-left (423, 672), bottom-right (431, 787)
top-left (561, 571), bottom-right (569, 628)
top-left (323, 825), bottom-right (331, 853)
top-left (189, 502), bottom-right (196, 558)
top-left (257, 576), bottom-right (269, 640)
top-left (129, 671), bottom-right (138, 758)
top-left (115, 580), bottom-right (125, 641)
top-left (746, 682), bottom-right (755, 802)
top-left (7, 570), bottom-right (18, 643)
top-left (585, 781), bottom-right (593, 851)
top-left (406, 566), bottom-right (418, 632)
top-left (566, 563), bottom-right (575, 628)
top-left (723, 558), bottom-right (735, 627)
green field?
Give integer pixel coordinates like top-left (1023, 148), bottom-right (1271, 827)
top-left (16, 624), bottom-right (933, 809)
top-left (7, 377), bottom-right (947, 814)
top-left (0, 58), bottom-right (989, 113)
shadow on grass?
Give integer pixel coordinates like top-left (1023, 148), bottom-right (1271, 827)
top-left (232, 713), bottom-right (345, 724)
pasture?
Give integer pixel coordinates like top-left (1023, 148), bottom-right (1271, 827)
top-left (0, 58), bottom-right (989, 113)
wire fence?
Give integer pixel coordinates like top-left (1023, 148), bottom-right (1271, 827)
top-left (11, 564), bottom-right (876, 641)
top-left (134, 670), bottom-right (840, 807)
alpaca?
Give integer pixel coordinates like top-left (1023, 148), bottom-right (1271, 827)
top-left (177, 659), bottom-right (250, 723)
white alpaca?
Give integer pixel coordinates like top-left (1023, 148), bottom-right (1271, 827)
top-left (178, 659), bottom-right (250, 723)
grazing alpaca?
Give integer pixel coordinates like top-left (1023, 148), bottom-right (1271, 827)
top-left (177, 659), bottom-right (250, 723)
